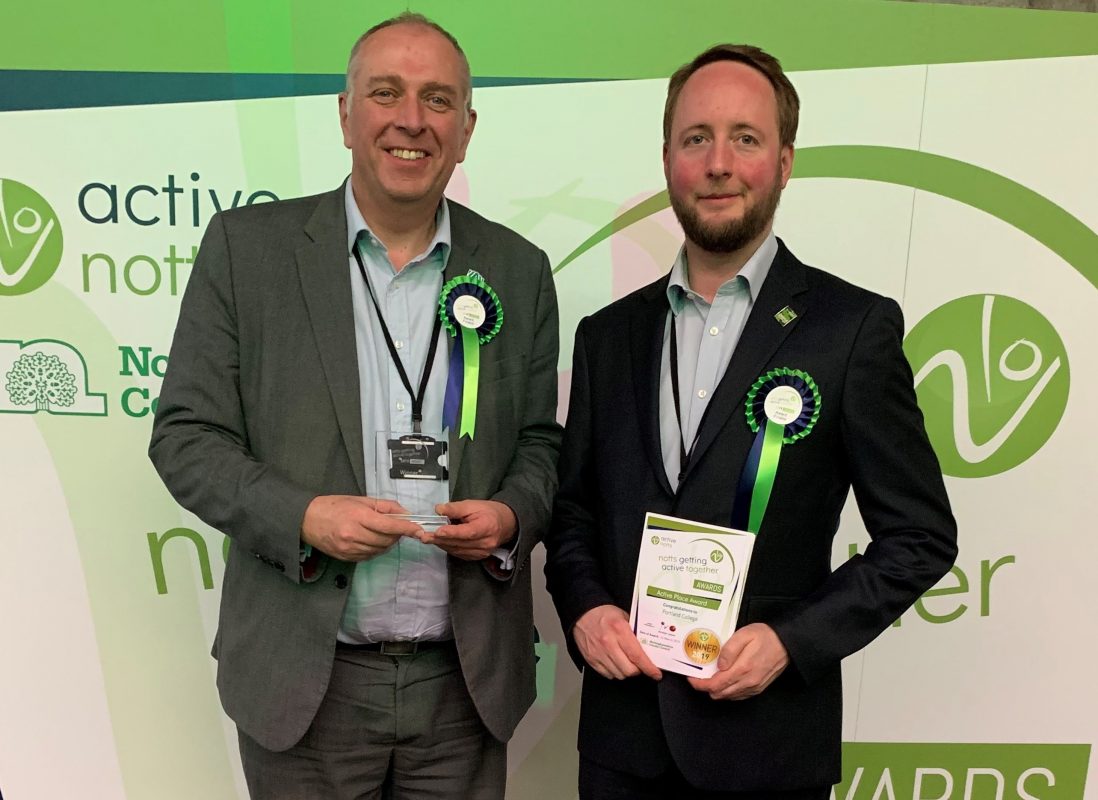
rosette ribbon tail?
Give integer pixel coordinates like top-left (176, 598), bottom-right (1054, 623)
top-left (443, 336), bottom-right (464, 433)
top-left (732, 419), bottom-right (785, 534)
top-left (459, 326), bottom-right (480, 439)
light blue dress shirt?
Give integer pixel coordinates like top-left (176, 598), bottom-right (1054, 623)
top-left (338, 181), bottom-right (454, 643)
top-left (659, 233), bottom-right (778, 490)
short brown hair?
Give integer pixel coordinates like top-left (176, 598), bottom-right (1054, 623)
top-left (663, 44), bottom-right (799, 148)
top-left (345, 12), bottom-right (472, 108)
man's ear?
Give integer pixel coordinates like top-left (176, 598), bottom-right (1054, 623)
top-left (779, 144), bottom-right (794, 188)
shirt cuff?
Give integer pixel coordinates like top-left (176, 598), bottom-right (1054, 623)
top-left (299, 543), bottom-right (324, 583)
top-left (483, 532), bottom-right (520, 581)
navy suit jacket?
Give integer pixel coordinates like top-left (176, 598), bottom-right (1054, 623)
top-left (545, 240), bottom-right (956, 791)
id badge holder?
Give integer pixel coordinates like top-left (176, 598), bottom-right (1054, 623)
top-left (375, 430), bottom-right (449, 517)
top-left (386, 432), bottom-right (448, 481)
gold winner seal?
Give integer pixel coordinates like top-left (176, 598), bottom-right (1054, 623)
top-left (683, 628), bottom-right (721, 665)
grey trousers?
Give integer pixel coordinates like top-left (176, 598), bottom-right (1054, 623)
top-left (237, 643), bottom-right (507, 800)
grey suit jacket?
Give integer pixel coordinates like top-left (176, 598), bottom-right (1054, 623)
top-left (150, 185), bottom-right (562, 751)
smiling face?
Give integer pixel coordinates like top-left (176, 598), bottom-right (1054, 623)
top-left (339, 22), bottom-right (476, 221)
top-left (663, 59), bottom-right (793, 256)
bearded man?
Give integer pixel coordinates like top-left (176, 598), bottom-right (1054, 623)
top-left (545, 43), bottom-right (956, 800)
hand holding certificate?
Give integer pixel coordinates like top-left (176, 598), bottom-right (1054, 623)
top-left (629, 513), bottom-right (756, 679)
top-left (687, 622), bottom-right (789, 700)
top-left (573, 605), bottom-right (662, 681)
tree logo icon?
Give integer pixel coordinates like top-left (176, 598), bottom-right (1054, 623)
top-left (903, 294), bottom-right (1069, 477)
top-left (0, 178), bottom-right (64, 296)
top-left (0, 340), bottom-right (107, 416)
top-left (6, 352), bottom-right (77, 411)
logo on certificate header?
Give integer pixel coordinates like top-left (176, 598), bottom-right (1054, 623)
top-left (904, 294), bottom-right (1069, 478)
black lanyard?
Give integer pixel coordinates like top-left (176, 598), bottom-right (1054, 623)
top-left (668, 315), bottom-right (700, 485)
top-left (352, 241), bottom-right (442, 434)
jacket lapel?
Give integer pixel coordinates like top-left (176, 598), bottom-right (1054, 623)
top-left (681, 240), bottom-right (809, 482)
top-left (631, 276), bottom-right (676, 498)
top-left (442, 208), bottom-right (481, 493)
top-left (296, 187), bottom-right (367, 494)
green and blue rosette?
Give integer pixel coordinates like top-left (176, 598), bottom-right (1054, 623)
top-left (733, 368), bottom-right (821, 534)
top-left (439, 272), bottom-right (503, 439)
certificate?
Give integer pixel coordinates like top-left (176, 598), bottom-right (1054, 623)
top-left (629, 512), bottom-right (755, 678)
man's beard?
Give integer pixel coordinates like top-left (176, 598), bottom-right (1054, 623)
top-left (669, 175), bottom-right (783, 255)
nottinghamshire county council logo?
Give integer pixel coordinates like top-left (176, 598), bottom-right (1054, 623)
top-left (1, 340), bottom-right (107, 416)
top-left (0, 179), bottom-right (63, 296)
top-left (903, 294), bottom-right (1068, 478)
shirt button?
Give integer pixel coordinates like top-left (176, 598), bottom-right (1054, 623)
top-left (394, 340), bottom-right (404, 350)
top-left (396, 402), bottom-right (406, 412)
top-left (709, 326), bottom-right (719, 336)
top-left (698, 389), bottom-right (708, 399)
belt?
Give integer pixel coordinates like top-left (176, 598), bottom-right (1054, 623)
top-left (336, 639), bottom-right (454, 656)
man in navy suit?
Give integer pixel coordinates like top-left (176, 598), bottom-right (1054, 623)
top-left (545, 44), bottom-right (957, 799)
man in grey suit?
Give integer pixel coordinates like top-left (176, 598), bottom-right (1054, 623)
top-left (149, 12), bottom-right (561, 799)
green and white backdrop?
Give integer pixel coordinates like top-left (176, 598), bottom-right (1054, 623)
top-left (2, 1), bottom-right (1096, 798)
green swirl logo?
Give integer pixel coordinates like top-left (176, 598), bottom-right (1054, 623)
top-left (0, 179), bottom-right (63, 295)
top-left (903, 294), bottom-right (1068, 477)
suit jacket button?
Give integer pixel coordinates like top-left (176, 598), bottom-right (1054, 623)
top-left (275, 561), bottom-right (285, 571)
top-left (335, 574), bottom-right (348, 589)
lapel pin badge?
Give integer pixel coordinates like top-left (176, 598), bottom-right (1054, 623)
top-left (774, 306), bottom-right (798, 327)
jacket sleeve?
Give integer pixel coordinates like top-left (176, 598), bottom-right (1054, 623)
top-left (544, 317), bottom-right (619, 653)
top-left (489, 249), bottom-right (564, 578)
top-left (149, 213), bottom-right (315, 583)
top-left (769, 296), bottom-right (959, 682)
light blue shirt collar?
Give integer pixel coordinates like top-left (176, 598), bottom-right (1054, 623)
top-left (343, 178), bottom-right (452, 269)
top-left (666, 231), bottom-right (778, 315)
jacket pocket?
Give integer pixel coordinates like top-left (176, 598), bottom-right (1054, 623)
top-left (479, 353), bottom-right (526, 385)
top-left (743, 595), bottom-right (799, 625)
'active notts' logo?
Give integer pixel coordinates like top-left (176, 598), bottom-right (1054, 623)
top-left (904, 294), bottom-right (1069, 478)
top-left (0, 179), bottom-right (63, 296)
top-left (1, 340), bottom-right (106, 416)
